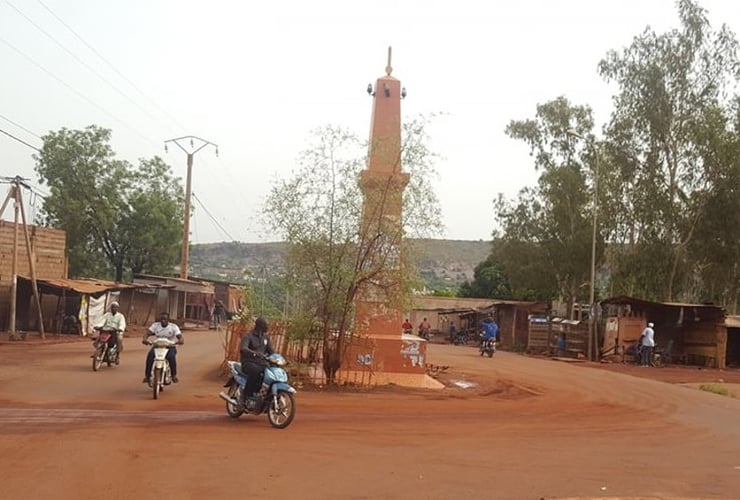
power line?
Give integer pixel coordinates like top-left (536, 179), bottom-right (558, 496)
top-left (4, 0), bottom-right (178, 137)
top-left (0, 35), bottom-right (159, 149)
top-left (0, 126), bottom-right (40, 151)
top-left (36, 0), bottom-right (190, 134)
top-left (0, 112), bottom-right (42, 139)
top-left (192, 191), bottom-right (237, 242)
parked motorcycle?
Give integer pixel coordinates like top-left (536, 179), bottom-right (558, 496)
top-left (453, 331), bottom-right (468, 345)
top-left (480, 338), bottom-right (496, 358)
top-left (633, 345), bottom-right (663, 367)
top-left (146, 337), bottom-right (177, 399)
top-left (218, 353), bottom-right (297, 429)
top-left (91, 327), bottom-right (120, 371)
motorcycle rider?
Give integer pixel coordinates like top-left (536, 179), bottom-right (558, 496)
top-left (480, 317), bottom-right (499, 353)
top-left (142, 312), bottom-right (184, 384)
top-left (94, 301), bottom-right (126, 357)
top-left (418, 317), bottom-right (431, 340)
top-left (448, 322), bottom-right (458, 343)
top-left (239, 316), bottom-right (274, 411)
top-left (402, 318), bottom-right (413, 335)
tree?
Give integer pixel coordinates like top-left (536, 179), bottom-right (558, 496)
top-left (458, 253), bottom-right (513, 299)
top-left (121, 157), bottom-right (184, 278)
top-left (264, 118), bottom-right (442, 382)
top-left (35, 126), bottom-right (184, 281)
top-left (598, 0), bottom-right (740, 301)
top-left (498, 97), bottom-right (597, 311)
top-left (684, 102), bottom-right (740, 311)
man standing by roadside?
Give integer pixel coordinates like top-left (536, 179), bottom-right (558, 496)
top-left (641, 322), bottom-right (655, 366)
top-left (212, 300), bottom-right (226, 329)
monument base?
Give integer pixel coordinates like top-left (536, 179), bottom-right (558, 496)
top-left (340, 331), bottom-right (443, 389)
top-left (339, 370), bottom-right (444, 389)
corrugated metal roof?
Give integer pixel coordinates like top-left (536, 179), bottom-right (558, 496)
top-left (20, 276), bottom-right (146, 295)
top-left (134, 273), bottom-right (212, 286)
top-left (601, 295), bottom-right (724, 311)
top-left (726, 316), bottom-right (740, 329)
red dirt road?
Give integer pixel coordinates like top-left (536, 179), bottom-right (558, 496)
top-left (1, 330), bottom-right (739, 500)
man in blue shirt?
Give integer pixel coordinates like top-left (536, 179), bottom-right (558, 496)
top-left (480, 317), bottom-right (499, 352)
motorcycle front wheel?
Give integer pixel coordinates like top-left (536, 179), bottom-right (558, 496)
top-left (653, 354), bottom-right (663, 368)
top-left (92, 346), bottom-right (105, 371)
top-left (487, 349), bottom-right (494, 358)
top-left (267, 391), bottom-right (295, 429)
top-left (225, 382), bottom-right (244, 418)
top-left (152, 367), bottom-right (162, 399)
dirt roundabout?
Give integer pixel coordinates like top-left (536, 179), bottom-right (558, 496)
top-left (1, 329), bottom-right (739, 499)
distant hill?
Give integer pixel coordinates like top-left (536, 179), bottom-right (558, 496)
top-left (189, 239), bottom-right (491, 289)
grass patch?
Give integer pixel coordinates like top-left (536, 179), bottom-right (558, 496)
top-left (699, 384), bottom-right (730, 396)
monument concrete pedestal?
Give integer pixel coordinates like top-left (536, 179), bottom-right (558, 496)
top-left (344, 300), bottom-right (443, 389)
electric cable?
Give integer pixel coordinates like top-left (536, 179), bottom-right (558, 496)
top-left (0, 112), bottom-right (42, 139)
top-left (4, 0), bottom-right (177, 136)
top-left (0, 126), bottom-right (41, 151)
top-left (0, 35), bottom-right (159, 149)
top-left (36, 0), bottom-right (191, 134)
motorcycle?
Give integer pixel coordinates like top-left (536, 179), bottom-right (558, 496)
top-left (91, 327), bottom-right (120, 371)
top-left (145, 337), bottom-right (178, 399)
top-left (453, 331), bottom-right (468, 345)
top-left (633, 345), bottom-right (663, 368)
top-left (480, 337), bottom-right (496, 358)
top-left (219, 353), bottom-right (297, 429)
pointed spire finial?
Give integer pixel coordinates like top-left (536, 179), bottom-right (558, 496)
top-left (385, 46), bottom-right (392, 76)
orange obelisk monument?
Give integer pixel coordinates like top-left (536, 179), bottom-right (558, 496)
top-left (347, 48), bottom-right (442, 388)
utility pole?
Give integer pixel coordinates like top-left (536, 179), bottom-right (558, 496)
top-left (1, 176), bottom-right (45, 339)
top-left (164, 136), bottom-right (218, 279)
top-left (566, 130), bottom-right (600, 361)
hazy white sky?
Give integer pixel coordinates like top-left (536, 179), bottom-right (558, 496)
top-left (1, 0), bottom-right (738, 243)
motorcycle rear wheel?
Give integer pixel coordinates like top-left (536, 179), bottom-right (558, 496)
top-left (152, 367), bottom-right (162, 399)
top-left (92, 346), bottom-right (105, 371)
top-left (225, 382), bottom-right (244, 418)
top-left (267, 391), bottom-right (295, 429)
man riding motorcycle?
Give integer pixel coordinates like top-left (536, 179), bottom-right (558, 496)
top-left (239, 316), bottom-right (274, 411)
top-left (402, 318), bottom-right (413, 335)
top-left (94, 301), bottom-right (126, 356)
top-left (142, 312), bottom-right (183, 384)
top-left (480, 317), bottom-right (499, 353)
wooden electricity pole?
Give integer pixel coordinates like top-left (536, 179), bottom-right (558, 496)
top-left (163, 136), bottom-right (218, 279)
top-left (1, 177), bottom-right (45, 339)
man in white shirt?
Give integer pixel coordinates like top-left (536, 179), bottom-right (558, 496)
top-left (640, 322), bottom-right (656, 367)
top-left (142, 312), bottom-right (184, 383)
top-left (94, 301), bottom-right (126, 354)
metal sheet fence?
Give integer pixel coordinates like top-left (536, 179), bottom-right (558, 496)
top-left (222, 321), bottom-right (377, 387)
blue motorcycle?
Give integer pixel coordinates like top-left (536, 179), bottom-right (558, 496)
top-left (218, 353), bottom-right (297, 429)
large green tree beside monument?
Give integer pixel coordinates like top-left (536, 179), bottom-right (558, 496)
top-left (35, 125), bottom-right (184, 281)
top-left (484, 0), bottom-right (740, 312)
top-left (598, 0), bottom-right (740, 303)
top-left (495, 96), bottom-right (598, 309)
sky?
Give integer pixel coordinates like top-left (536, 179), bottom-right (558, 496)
top-left (1, 0), bottom-right (739, 244)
